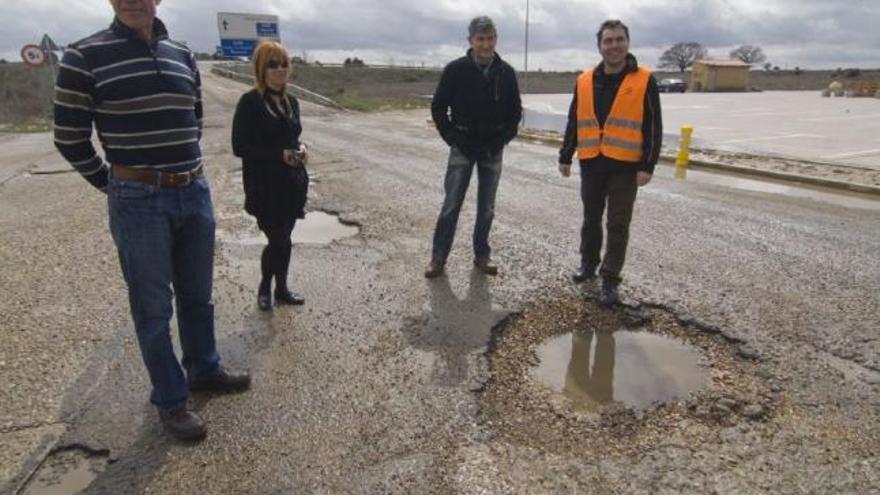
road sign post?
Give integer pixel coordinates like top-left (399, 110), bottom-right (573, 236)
top-left (217, 12), bottom-right (280, 59)
top-left (20, 45), bottom-right (46, 67)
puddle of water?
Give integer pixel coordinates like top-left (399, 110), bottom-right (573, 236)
top-left (23, 449), bottom-right (107, 495)
top-left (531, 330), bottom-right (707, 412)
top-left (220, 211), bottom-right (359, 246)
top-left (292, 211), bottom-right (359, 244)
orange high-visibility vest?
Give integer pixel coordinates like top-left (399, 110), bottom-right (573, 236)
top-left (576, 67), bottom-right (650, 162)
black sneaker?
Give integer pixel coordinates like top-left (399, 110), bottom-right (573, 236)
top-left (598, 281), bottom-right (619, 307)
top-left (159, 406), bottom-right (206, 441)
top-left (572, 263), bottom-right (597, 283)
top-left (190, 366), bottom-right (251, 394)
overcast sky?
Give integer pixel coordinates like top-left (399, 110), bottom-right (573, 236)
top-left (3, 0), bottom-right (879, 71)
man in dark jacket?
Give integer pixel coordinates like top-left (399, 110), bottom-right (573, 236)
top-left (425, 15), bottom-right (522, 278)
top-left (557, 19), bottom-right (662, 306)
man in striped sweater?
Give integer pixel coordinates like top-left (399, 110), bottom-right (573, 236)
top-left (54, 0), bottom-right (249, 441)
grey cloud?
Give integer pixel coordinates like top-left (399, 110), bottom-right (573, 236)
top-left (1, 0), bottom-right (878, 69)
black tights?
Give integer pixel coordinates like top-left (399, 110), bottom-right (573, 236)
top-left (257, 217), bottom-right (296, 295)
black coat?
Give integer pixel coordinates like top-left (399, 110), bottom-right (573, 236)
top-left (232, 89), bottom-right (308, 221)
top-left (431, 49), bottom-right (522, 160)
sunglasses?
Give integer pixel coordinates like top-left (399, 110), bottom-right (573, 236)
top-left (267, 59), bottom-right (289, 70)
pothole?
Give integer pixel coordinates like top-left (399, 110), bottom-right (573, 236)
top-left (218, 211), bottom-right (359, 246)
top-left (22, 445), bottom-right (109, 495)
top-left (531, 329), bottom-right (708, 413)
top-left (292, 211), bottom-right (359, 244)
top-left (480, 295), bottom-right (779, 459)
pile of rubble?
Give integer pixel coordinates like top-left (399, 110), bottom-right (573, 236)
top-left (821, 80), bottom-right (880, 98)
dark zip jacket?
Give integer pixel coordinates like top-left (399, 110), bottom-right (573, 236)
top-left (431, 49), bottom-right (522, 160)
top-left (558, 54), bottom-right (662, 174)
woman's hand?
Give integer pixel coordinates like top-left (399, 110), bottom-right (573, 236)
top-left (296, 143), bottom-right (309, 165)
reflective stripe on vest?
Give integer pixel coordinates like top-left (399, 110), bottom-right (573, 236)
top-left (576, 67), bottom-right (650, 162)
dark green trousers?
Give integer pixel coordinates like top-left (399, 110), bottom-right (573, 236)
top-left (579, 170), bottom-right (638, 285)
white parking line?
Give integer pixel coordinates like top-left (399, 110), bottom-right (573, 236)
top-left (804, 113), bottom-right (880, 122)
top-left (717, 133), bottom-right (825, 144)
top-left (821, 148), bottom-right (880, 159)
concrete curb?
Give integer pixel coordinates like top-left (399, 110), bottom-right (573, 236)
top-left (679, 157), bottom-right (880, 196)
top-left (517, 130), bottom-right (880, 198)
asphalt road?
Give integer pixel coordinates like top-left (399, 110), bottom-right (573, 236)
top-left (1, 69), bottom-right (878, 493)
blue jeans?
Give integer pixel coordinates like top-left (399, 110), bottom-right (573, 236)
top-left (431, 146), bottom-right (503, 262)
top-left (108, 175), bottom-right (220, 411)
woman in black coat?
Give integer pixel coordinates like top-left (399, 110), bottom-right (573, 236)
top-left (232, 41), bottom-right (309, 310)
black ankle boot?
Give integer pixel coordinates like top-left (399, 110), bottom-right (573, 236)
top-left (572, 263), bottom-right (597, 283)
top-left (274, 288), bottom-right (305, 305)
top-left (258, 279), bottom-right (272, 311)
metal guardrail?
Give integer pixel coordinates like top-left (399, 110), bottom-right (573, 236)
top-left (210, 65), bottom-right (348, 111)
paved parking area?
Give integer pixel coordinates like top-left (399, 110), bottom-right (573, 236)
top-left (523, 91), bottom-right (880, 170)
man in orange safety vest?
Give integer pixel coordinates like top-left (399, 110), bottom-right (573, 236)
top-left (557, 19), bottom-right (663, 306)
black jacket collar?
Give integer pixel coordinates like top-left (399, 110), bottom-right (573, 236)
top-left (110, 16), bottom-right (169, 43)
top-left (595, 53), bottom-right (639, 77)
top-left (465, 48), bottom-right (502, 71)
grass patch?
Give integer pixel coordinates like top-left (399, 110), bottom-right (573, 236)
top-left (0, 121), bottom-right (52, 133)
top-left (333, 92), bottom-right (430, 112)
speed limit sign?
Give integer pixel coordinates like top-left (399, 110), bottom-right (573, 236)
top-left (21, 45), bottom-right (46, 66)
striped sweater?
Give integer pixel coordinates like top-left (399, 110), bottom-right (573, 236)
top-left (53, 17), bottom-right (203, 190)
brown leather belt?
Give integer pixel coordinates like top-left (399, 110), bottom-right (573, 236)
top-left (111, 163), bottom-right (203, 188)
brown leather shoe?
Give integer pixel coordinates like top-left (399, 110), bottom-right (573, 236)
top-left (159, 406), bottom-right (206, 441)
top-left (190, 366), bottom-right (251, 394)
top-left (424, 260), bottom-right (445, 278)
top-left (474, 257), bottom-right (498, 275)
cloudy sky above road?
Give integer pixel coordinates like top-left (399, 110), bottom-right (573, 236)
top-left (2, 0), bottom-right (878, 70)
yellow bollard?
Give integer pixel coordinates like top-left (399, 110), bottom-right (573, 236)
top-left (675, 125), bottom-right (693, 179)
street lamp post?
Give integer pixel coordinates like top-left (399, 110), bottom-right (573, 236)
top-left (523, 0), bottom-right (529, 94)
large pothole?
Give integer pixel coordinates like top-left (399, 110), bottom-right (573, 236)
top-left (479, 295), bottom-right (780, 459)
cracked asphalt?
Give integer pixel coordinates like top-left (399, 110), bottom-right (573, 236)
top-left (0, 68), bottom-right (877, 493)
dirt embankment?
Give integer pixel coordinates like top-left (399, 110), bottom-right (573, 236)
top-left (0, 64), bottom-right (54, 128)
top-left (224, 63), bottom-right (880, 105)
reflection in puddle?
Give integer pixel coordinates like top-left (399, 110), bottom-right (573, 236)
top-left (223, 211), bottom-right (359, 246)
top-left (23, 449), bottom-right (108, 495)
top-left (531, 330), bottom-right (707, 412)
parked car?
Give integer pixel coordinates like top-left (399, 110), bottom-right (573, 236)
top-left (658, 78), bottom-right (688, 93)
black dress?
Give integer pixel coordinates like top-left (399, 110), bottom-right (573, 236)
top-left (232, 88), bottom-right (309, 300)
top-left (232, 89), bottom-right (308, 225)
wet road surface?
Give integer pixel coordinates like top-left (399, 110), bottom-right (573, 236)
top-left (0, 69), bottom-right (877, 493)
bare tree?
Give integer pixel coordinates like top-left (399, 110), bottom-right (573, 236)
top-left (730, 45), bottom-right (767, 65)
top-left (658, 42), bottom-right (708, 72)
